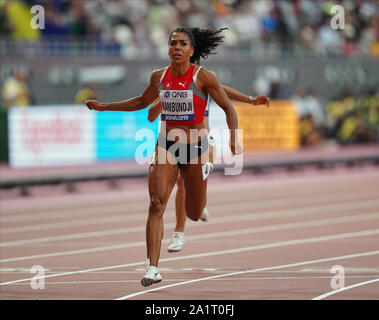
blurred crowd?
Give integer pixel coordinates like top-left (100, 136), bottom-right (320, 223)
top-left (294, 87), bottom-right (378, 147)
top-left (0, 0), bottom-right (378, 58)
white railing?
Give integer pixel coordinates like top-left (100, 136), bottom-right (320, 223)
top-left (0, 37), bottom-right (373, 60)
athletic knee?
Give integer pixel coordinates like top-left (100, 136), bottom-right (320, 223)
top-left (188, 215), bottom-right (200, 222)
top-left (185, 207), bottom-right (202, 222)
top-left (149, 195), bottom-right (164, 215)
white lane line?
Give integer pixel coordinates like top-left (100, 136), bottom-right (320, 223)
top-left (116, 249), bottom-right (379, 300)
top-left (0, 241), bottom-right (144, 263)
top-left (2, 198), bottom-right (379, 248)
top-left (2, 183), bottom-right (375, 225)
top-left (3, 171), bottom-right (378, 219)
top-left (0, 202), bottom-right (147, 224)
top-left (3, 189), bottom-right (379, 234)
top-left (301, 268), bottom-right (379, 273)
top-left (6, 276), bottom-right (379, 286)
top-left (1, 210), bottom-right (378, 263)
top-left (312, 278), bottom-right (379, 300)
top-left (2, 170), bottom-right (379, 214)
top-left (0, 188), bottom-right (149, 216)
top-left (1, 228), bottom-right (378, 287)
top-left (1, 212), bottom-right (146, 234)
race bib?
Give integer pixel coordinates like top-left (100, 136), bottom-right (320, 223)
top-left (159, 90), bottom-right (194, 121)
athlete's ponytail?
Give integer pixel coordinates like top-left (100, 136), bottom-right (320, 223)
top-left (169, 27), bottom-right (227, 64)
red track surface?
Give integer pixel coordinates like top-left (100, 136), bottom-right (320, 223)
top-left (1, 165), bottom-right (379, 300)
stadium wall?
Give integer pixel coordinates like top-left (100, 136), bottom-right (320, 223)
top-left (1, 56), bottom-right (378, 105)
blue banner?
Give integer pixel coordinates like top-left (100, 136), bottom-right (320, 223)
top-left (95, 108), bottom-right (159, 162)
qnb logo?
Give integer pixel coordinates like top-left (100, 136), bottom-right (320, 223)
top-left (164, 91), bottom-right (171, 98)
top-left (30, 5), bottom-right (45, 30)
top-left (30, 265), bottom-right (45, 290)
top-left (330, 265), bottom-right (345, 290)
top-left (171, 91), bottom-right (188, 98)
top-left (330, 5), bottom-right (345, 30)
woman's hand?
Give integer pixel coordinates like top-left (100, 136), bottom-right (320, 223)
top-left (230, 135), bottom-right (243, 156)
top-left (85, 100), bottom-right (106, 111)
top-left (250, 95), bottom-right (270, 107)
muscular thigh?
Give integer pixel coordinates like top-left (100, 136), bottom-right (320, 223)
top-left (180, 163), bottom-right (207, 216)
top-left (149, 146), bottom-right (179, 203)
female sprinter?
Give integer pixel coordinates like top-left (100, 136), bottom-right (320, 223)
top-left (86, 27), bottom-right (242, 287)
top-left (147, 28), bottom-right (270, 253)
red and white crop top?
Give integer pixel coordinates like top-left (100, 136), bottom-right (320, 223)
top-left (158, 64), bottom-right (209, 125)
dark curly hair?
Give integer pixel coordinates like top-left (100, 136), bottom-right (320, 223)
top-left (169, 27), bottom-right (227, 64)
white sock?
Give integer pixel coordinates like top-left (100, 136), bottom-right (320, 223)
top-left (173, 231), bottom-right (185, 237)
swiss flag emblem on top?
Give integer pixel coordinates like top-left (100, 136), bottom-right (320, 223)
top-left (164, 82), bottom-right (172, 90)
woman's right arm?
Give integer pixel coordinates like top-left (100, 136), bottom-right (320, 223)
top-left (148, 98), bottom-right (161, 122)
top-left (85, 69), bottom-right (162, 112)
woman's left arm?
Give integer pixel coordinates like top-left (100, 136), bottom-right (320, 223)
top-left (198, 69), bottom-right (242, 155)
top-left (222, 85), bottom-right (270, 107)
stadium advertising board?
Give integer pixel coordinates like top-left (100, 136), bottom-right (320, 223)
top-left (8, 106), bottom-right (95, 168)
top-left (233, 100), bottom-right (300, 150)
top-left (208, 99), bottom-right (299, 164)
top-left (95, 108), bottom-right (159, 163)
top-left (7, 101), bottom-right (299, 168)
top-left (7, 105), bottom-right (159, 168)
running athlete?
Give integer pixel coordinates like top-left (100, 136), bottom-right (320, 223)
top-left (147, 28), bottom-right (270, 253)
top-left (148, 81), bottom-right (270, 253)
top-left (86, 27), bottom-right (243, 287)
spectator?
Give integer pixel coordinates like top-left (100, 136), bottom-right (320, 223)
top-left (293, 88), bottom-right (326, 147)
top-left (0, 0), bottom-right (13, 35)
top-left (269, 80), bottom-right (290, 100)
top-left (292, 88), bottom-right (307, 116)
top-left (300, 113), bottom-right (324, 147)
top-left (316, 14), bottom-right (344, 56)
top-left (74, 84), bottom-right (98, 104)
top-left (0, 0), bottom-right (40, 41)
top-left (303, 88), bottom-right (325, 128)
top-left (1, 69), bottom-right (32, 110)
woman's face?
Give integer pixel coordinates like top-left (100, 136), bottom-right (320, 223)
top-left (168, 32), bottom-right (194, 64)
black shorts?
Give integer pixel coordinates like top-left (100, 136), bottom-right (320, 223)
top-left (156, 133), bottom-right (209, 167)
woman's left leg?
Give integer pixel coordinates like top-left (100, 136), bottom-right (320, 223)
top-left (174, 175), bottom-right (186, 232)
top-left (167, 174), bottom-right (187, 253)
top-left (180, 162), bottom-right (208, 221)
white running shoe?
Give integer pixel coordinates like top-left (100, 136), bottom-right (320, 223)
top-left (200, 207), bottom-right (210, 222)
top-left (167, 232), bottom-right (185, 252)
top-left (141, 266), bottom-right (162, 287)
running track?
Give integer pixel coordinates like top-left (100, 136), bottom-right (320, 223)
top-left (1, 165), bottom-right (378, 300)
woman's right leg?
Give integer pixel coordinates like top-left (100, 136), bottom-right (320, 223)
top-left (146, 148), bottom-right (179, 268)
